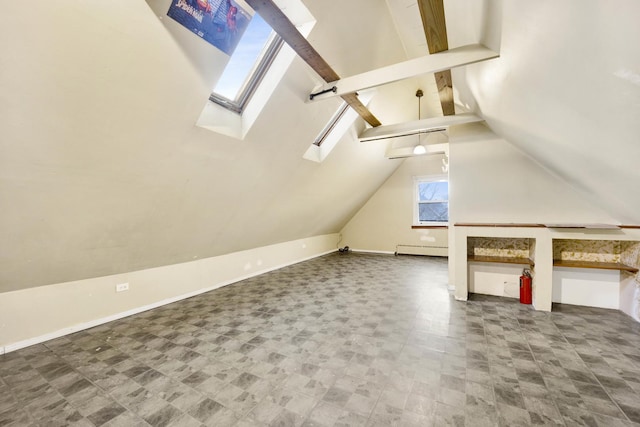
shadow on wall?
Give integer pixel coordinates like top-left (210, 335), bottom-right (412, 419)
top-left (472, 116), bottom-right (637, 225)
top-left (144, 0), bottom-right (229, 88)
top-left (479, 0), bottom-right (502, 52)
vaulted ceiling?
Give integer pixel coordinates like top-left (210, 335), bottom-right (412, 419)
top-left (449, 1), bottom-right (640, 224)
top-left (1, 0), bottom-right (638, 292)
top-left (387, 0), bottom-right (640, 223)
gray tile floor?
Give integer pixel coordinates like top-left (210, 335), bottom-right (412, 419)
top-left (2, 253), bottom-right (640, 426)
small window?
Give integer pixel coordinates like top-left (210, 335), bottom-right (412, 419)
top-left (414, 176), bottom-right (449, 225)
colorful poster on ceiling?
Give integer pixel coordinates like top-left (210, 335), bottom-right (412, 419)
top-left (167, 0), bottom-right (252, 55)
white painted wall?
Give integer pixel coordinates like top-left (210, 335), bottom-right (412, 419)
top-left (620, 275), bottom-right (640, 322)
top-left (448, 123), bottom-right (618, 225)
top-left (340, 155), bottom-right (448, 254)
top-left (469, 263), bottom-right (525, 299)
top-left (552, 268), bottom-right (620, 309)
top-left (0, 234), bottom-right (338, 353)
top-left (453, 0), bottom-right (640, 224)
top-left (0, 0), bottom-right (409, 293)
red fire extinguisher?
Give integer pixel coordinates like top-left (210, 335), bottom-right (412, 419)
top-left (520, 269), bottom-right (532, 304)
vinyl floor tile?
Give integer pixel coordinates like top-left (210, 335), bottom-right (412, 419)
top-left (2, 254), bottom-right (640, 426)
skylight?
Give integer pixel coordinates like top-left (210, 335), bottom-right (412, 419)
top-left (314, 102), bottom-right (350, 146)
top-left (196, 0), bottom-right (315, 139)
top-left (211, 13), bottom-right (282, 112)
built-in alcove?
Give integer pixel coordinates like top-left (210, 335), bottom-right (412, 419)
top-left (552, 239), bottom-right (640, 309)
top-left (454, 223), bottom-right (640, 317)
top-left (553, 239), bottom-right (639, 272)
top-left (467, 237), bottom-right (535, 266)
top-left (467, 237), bottom-right (536, 299)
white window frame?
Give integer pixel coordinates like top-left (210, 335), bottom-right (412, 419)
top-left (196, 0), bottom-right (315, 140)
top-left (302, 90), bottom-right (375, 163)
top-left (413, 174), bottom-right (449, 226)
top-left (209, 34), bottom-right (285, 114)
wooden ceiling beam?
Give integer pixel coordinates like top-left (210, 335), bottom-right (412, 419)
top-left (434, 70), bottom-right (454, 115)
top-left (340, 93), bottom-right (381, 127)
top-left (418, 0), bottom-right (455, 116)
top-left (245, 0), bottom-right (381, 127)
top-left (419, 0), bottom-right (449, 53)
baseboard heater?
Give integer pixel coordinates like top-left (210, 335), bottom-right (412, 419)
top-left (395, 244), bottom-right (448, 257)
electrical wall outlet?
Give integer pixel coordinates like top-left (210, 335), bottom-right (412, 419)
top-left (116, 283), bottom-right (129, 293)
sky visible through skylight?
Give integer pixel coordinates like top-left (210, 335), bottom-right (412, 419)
top-left (214, 13), bottom-right (273, 100)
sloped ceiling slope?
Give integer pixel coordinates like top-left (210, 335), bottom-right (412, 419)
top-left (0, 0), bottom-right (408, 292)
top-left (452, 0), bottom-right (640, 224)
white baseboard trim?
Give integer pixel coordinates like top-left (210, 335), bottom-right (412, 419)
top-left (350, 249), bottom-right (396, 255)
top-left (2, 248), bottom-right (337, 355)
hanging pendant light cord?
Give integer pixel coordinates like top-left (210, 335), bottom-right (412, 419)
top-left (412, 89), bottom-right (427, 155)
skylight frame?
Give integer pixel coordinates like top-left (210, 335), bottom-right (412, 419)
top-left (313, 102), bottom-right (350, 146)
top-left (209, 34), bottom-right (284, 114)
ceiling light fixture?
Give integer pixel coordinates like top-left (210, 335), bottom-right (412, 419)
top-left (385, 89), bottom-right (451, 159)
top-left (413, 144), bottom-right (427, 155)
top-left (413, 89), bottom-right (427, 155)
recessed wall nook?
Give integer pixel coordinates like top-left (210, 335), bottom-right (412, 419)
top-left (454, 223), bottom-right (640, 321)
